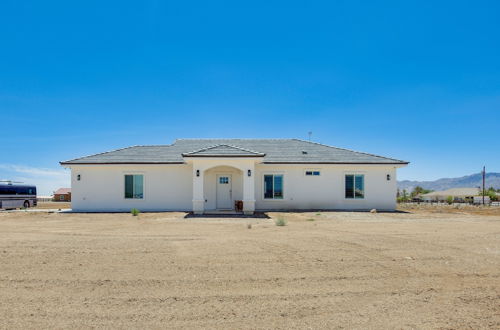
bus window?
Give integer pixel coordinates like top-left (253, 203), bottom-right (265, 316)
top-left (0, 187), bottom-right (15, 195)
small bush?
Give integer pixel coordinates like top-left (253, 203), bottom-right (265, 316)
top-left (315, 213), bottom-right (321, 216)
top-left (446, 196), bottom-right (453, 205)
top-left (275, 218), bottom-right (287, 226)
top-left (247, 223), bottom-right (252, 229)
top-left (306, 218), bottom-right (315, 221)
top-left (131, 208), bottom-right (140, 216)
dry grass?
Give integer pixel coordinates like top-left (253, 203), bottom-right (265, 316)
top-left (399, 203), bottom-right (500, 216)
top-left (0, 209), bottom-right (499, 329)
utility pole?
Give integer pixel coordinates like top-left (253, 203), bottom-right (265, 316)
top-left (482, 166), bottom-right (486, 206)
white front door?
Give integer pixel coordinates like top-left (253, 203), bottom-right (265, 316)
top-left (216, 174), bottom-right (232, 209)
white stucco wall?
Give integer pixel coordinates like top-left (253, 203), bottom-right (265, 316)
top-left (254, 164), bottom-right (398, 211)
top-left (66, 161), bottom-right (401, 212)
top-left (69, 164), bottom-right (193, 212)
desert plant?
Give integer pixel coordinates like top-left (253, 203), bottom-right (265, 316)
top-left (131, 208), bottom-right (140, 216)
top-left (275, 217), bottom-right (287, 226)
top-left (446, 196), bottom-right (453, 205)
top-left (315, 213), bottom-right (321, 216)
top-left (247, 223), bottom-right (252, 229)
top-left (307, 218), bottom-right (315, 221)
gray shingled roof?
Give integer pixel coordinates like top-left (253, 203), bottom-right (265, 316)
top-left (60, 139), bottom-right (408, 165)
top-left (182, 144), bottom-right (265, 157)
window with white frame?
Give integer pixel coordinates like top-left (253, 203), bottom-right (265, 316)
top-left (124, 174), bottom-right (144, 199)
top-left (264, 174), bottom-right (284, 199)
top-left (305, 170), bottom-right (320, 176)
top-left (345, 174), bottom-right (364, 199)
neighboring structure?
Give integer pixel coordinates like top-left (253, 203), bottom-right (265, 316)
top-left (421, 187), bottom-right (480, 202)
top-left (37, 195), bottom-right (54, 202)
top-left (54, 188), bottom-right (71, 202)
top-left (60, 139), bottom-right (408, 213)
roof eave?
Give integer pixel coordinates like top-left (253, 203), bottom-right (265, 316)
top-left (262, 161), bottom-right (409, 165)
top-left (60, 161), bottom-right (186, 165)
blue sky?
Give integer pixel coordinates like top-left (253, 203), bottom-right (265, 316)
top-left (1, 0), bottom-right (499, 194)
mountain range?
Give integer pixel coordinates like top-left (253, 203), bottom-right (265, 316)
top-left (398, 172), bottom-right (500, 192)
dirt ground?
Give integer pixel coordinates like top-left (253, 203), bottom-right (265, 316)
top-left (0, 208), bottom-right (499, 329)
top-left (33, 201), bottom-right (71, 209)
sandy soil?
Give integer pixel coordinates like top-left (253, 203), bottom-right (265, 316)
top-left (33, 202), bottom-right (71, 209)
top-left (0, 209), bottom-right (499, 329)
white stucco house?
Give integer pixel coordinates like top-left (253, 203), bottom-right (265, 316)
top-left (60, 139), bottom-right (408, 214)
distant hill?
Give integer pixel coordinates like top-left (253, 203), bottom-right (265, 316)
top-left (398, 172), bottom-right (500, 192)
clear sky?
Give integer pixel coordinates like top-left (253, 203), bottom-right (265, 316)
top-left (1, 0), bottom-right (499, 195)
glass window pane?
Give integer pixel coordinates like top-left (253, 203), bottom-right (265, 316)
top-left (125, 175), bottom-right (133, 198)
top-left (345, 175), bottom-right (354, 198)
top-left (313, 171), bottom-right (320, 176)
top-left (264, 175), bottom-right (273, 199)
top-left (305, 171), bottom-right (312, 176)
top-left (355, 175), bottom-right (364, 198)
top-left (273, 175), bottom-right (283, 199)
top-left (134, 175), bottom-right (144, 199)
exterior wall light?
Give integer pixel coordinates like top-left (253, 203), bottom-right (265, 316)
top-left (77, 174), bottom-right (81, 181)
top-left (248, 169), bottom-right (252, 177)
top-left (387, 174), bottom-right (391, 181)
top-left (196, 170), bottom-right (200, 177)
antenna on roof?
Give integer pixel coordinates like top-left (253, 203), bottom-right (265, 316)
top-left (308, 131), bottom-right (312, 141)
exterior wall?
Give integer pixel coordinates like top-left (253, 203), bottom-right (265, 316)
top-left (67, 162), bottom-right (400, 212)
top-left (54, 193), bottom-right (71, 202)
top-left (254, 164), bottom-right (398, 211)
top-left (69, 164), bottom-right (193, 212)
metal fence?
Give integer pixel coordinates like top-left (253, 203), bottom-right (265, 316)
top-left (399, 201), bottom-right (500, 207)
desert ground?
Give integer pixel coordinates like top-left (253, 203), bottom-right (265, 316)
top-left (0, 206), bottom-right (499, 329)
top-left (32, 201), bottom-right (71, 209)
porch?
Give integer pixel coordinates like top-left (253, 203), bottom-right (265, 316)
top-left (184, 152), bottom-right (263, 215)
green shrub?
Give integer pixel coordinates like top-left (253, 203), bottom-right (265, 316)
top-left (307, 218), bottom-right (315, 221)
top-left (275, 218), bottom-right (287, 226)
top-left (131, 208), bottom-right (140, 216)
top-left (446, 196), bottom-right (453, 205)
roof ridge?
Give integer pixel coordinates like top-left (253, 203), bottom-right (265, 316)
top-left (59, 145), bottom-right (140, 165)
top-left (182, 144), bottom-right (220, 155)
top-left (182, 143), bottom-right (264, 155)
top-left (219, 144), bottom-right (265, 155)
top-left (132, 144), bottom-right (174, 147)
top-left (292, 139), bottom-right (408, 164)
top-left (175, 138), bottom-right (295, 141)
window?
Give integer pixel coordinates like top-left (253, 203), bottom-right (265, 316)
top-left (219, 177), bottom-right (229, 184)
top-left (125, 174), bottom-right (144, 199)
top-left (345, 174), bottom-right (364, 199)
top-left (264, 174), bottom-right (283, 199)
top-left (60, 195), bottom-right (65, 201)
top-left (305, 170), bottom-right (320, 176)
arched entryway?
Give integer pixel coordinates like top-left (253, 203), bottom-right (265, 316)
top-left (186, 157), bottom-right (259, 215)
top-left (203, 166), bottom-right (243, 211)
